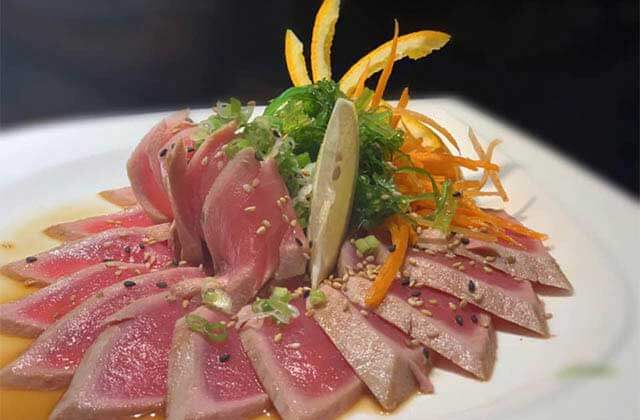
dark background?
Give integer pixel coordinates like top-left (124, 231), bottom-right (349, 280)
top-left (1, 0), bottom-right (638, 195)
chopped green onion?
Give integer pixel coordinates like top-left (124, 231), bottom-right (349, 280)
top-left (354, 235), bottom-right (381, 256)
top-left (251, 287), bottom-right (299, 324)
top-left (186, 314), bottom-right (228, 342)
top-left (309, 289), bottom-right (327, 307)
top-left (202, 288), bottom-right (233, 314)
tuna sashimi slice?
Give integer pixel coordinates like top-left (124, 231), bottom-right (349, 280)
top-left (312, 285), bottom-right (432, 410)
top-left (202, 149), bottom-right (296, 310)
top-left (0, 268), bottom-right (202, 390)
top-left (127, 109), bottom-right (194, 222)
top-left (166, 306), bottom-right (269, 420)
top-left (239, 298), bottom-right (364, 420)
top-left (344, 276), bottom-right (496, 380)
top-left (401, 249), bottom-right (549, 335)
top-left (44, 206), bottom-right (156, 241)
top-left (50, 280), bottom-right (202, 420)
top-left (453, 211), bottom-right (572, 291)
top-left (0, 263), bottom-right (149, 337)
top-left (1, 224), bottom-right (173, 286)
top-left (98, 186), bottom-right (137, 207)
top-left (339, 239), bottom-right (548, 336)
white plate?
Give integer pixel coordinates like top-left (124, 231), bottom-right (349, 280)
top-left (0, 99), bottom-right (637, 420)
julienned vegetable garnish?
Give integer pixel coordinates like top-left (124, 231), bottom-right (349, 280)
top-left (191, 0), bottom-right (547, 306)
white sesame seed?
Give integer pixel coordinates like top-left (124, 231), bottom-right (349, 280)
top-left (242, 184), bottom-right (253, 193)
top-left (182, 299), bottom-right (189, 308)
top-left (448, 302), bottom-right (457, 310)
top-left (214, 151), bottom-right (223, 159)
top-left (483, 265), bottom-right (494, 273)
top-left (273, 333), bottom-right (283, 343)
top-left (282, 214), bottom-right (289, 222)
top-left (252, 178), bottom-right (260, 187)
top-left (244, 206), bottom-right (257, 213)
top-left (261, 219), bottom-right (271, 228)
top-left (201, 156), bottom-right (209, 166)
top-left (421, 309), bottom-right (433, 317)
top-left (256, 226), bottom-right (267, 235)
top-left (290, 219), bottom-right (298, 227)
top-left (365, 255), bottom-right (375, 262)
top-left (285, 342), bottom-right (301, 349)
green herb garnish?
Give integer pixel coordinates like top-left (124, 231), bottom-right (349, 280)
top-left (185, 314), bottom-right (228, 342)
top-left (308, 289), bottom-right (327, 307)
top-left (354, 235), bottom-right (381, 256)
top-left (252, 287), bottom-right (299, 324)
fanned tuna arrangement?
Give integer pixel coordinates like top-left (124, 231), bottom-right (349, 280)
top-left (0, 1), bottom-right (572, 419)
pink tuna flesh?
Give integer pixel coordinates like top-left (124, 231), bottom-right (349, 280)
top-left (1, 224), bottom-right (173, 286)
top-left (98, 186), bottom-right (137, 207)
top-left (239, 298), bottom-right (364, 420)
top-left (202, 149), bottom-right (294, 310)
top-left (0, 263), bottom-right (149, 337)
top-left (50, 284), bottom-right (202, 420)
top-left (126, 109), bottom-right (194, 222)
top-left (44, 206), bottom-right (156, 242)
top-left (0, 267), bottom-right (203, 390)
top-left (166, 306), bottom-right (269, 420)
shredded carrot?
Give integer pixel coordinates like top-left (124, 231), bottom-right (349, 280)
top-left (410, 151), bottom-right (500, 172)
top-left (370, 20), bottom-right (399, 109)
top-left (395, 108), bottom-right (460, 152)
top-left (365, 217), bottom-right (410, 307)
top-left (391, 87), bottom-right (410, 127)
top-left (352, 59), bottom-right (371, 99)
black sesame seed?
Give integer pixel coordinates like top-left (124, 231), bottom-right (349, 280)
top-left (411, 290), bottom-right (422, 297)
top-left (308, 240), bottom-right (313, 248)
top-left (138, 242), bottom-right (145, 250)
top-left (219, 353), bottom-right (231, 363)
top-left (103, 258), bottom-right (114, 262)
top-left (401, 278), bottom-right (410, 286)
top-left (170, 143), bottom-right (176, 149)
top-left (25, 256), bottom-right (38, 263)
top-left (159, 148), bottom-right (168, 157)
top-left (172, 257), bottom-right (180, 267)
top-left (186, 147), bottom-right (195, 153)
top-left (295, 237), bottom-right (303, 247)
top-left (422, 347), bottom-right (430, 360)
top-left (303, 289), bottom-right (310, 298)
top-left (124, 280), bottom-right (136, 288)
top-left (453, 191), bottom-right (462, 198)
top-left (156, 281), bottom-right (168, 289)
top-left (470, 314), bottom-right (478, 324)
top-left (460, 237), bottom-right (470, 245)
top-left (467, 280), bottom-right (476, 293)
top-left (388, 244), bottom-right (397, 252)
top-left (455, 314), bottom-right (464, 326)
top-left (124, 245), bottom-right (132, 254)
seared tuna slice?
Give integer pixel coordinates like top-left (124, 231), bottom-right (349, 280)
top-left (0, 268), bottom-right (202, 390)
top-left (312, 285), bottom-right (432, 410)
top-left (239, 298), bottom-right (364, 420)
top-left (453, 211), bottom-right (572, 291)
top-left (1, 224), bottom-right (173, 286)
top-left (166, 306), bottom-right (269, 420)
top-left (44, 206), bottom-right (155, 241)
top-left (98, 186), bottom-right (137, 207)
top-left (164, 122), bottom-right (237, 264)
top-left (344, 276), bottom-right (496, 380)
top-left (0, 263), bottom-right (149, 337)
top-left (341, 240), bottom-right (548, 335)
top-left (50, 280), bottom-right (202, 420)
top-left (202, 149), bottom-right (297, 310)
top-left (127, 109), bottom-right (195, 222)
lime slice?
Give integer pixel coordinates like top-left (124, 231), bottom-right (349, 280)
top-left (309, 98), bottom-right (359, 288)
